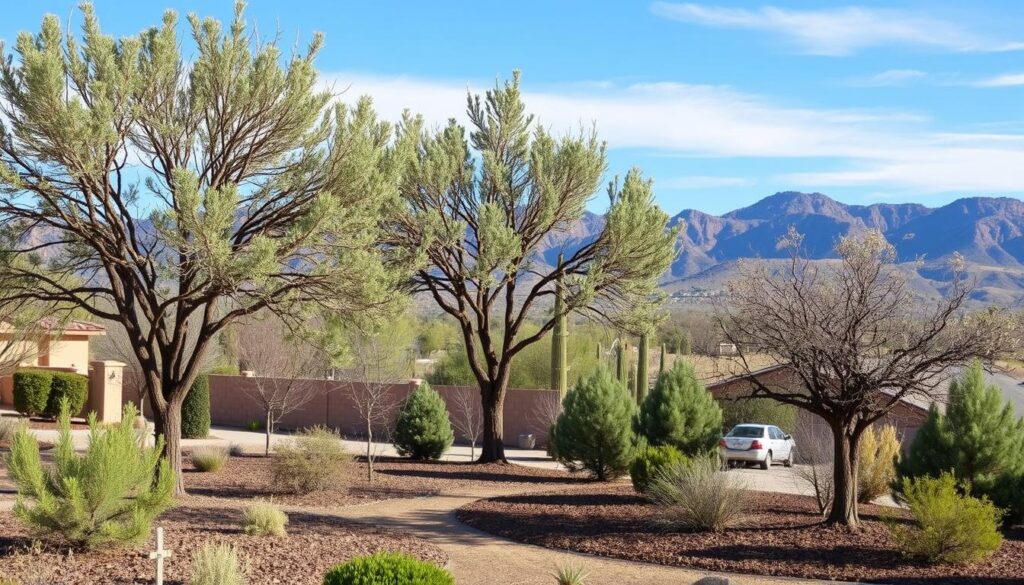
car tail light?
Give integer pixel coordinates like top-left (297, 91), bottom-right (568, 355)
top-left (718, 438), bottom-right (727, 448)
top-left (749, 440), bottom-right (763, 450)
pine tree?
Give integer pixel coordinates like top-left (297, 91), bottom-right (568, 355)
top-left (393, 383), bottom-right (454, 460)
top-left (897, 404), bottom-right (955, 480)
top-left (551, 368), bottom-right (636, 480)
top-left (635, 361), bottom-right (722, 455)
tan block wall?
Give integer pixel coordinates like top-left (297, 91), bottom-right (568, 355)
top-left (43, 335), bottom-right (91, 375)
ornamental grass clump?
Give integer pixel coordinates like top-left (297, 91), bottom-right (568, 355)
top-left (242, 500), bottom-right (288, 537)
top-left (191, 446), bottom-right (229, 472)
top-left (189, 542), bottom-right (246, 585)
top-left (857, 424), bottom-right (900, 504)
top-left (552, 563), bottom-right (589, 585)
top-left (3, 401), bottom-right (174, 549)
top-left (322, 553), bottom-right (453, 585)
top-left (889, 473), bottom-right (1003, 565)
top-left (647, 456), bottom-right (748, 532)
top-left (271, 426), bottom-right (350, 494)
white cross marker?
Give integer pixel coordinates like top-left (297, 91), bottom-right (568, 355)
top-left (149, 526), bottom-right (173, 585)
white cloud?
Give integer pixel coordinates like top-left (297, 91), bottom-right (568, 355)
top-left (326, 72), bottom-right (1024, 195)
top-left (650, 2), bottom-right (1024, 56)
top-left (974, 73), bottom-right (1024, 87)
top-left (660, 176), bottom-right (755, 189)
top-left (850, 69), bottom-right (929, 87)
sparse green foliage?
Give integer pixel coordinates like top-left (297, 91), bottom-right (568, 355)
top-left (44, 372), bottom-right (88, 419)
top-left (182, 374), bottom-right (211, 439)
top-left (322, 553), bottom-right (453, 585)
top-left (3, 401), bottom-right (174, 549)
top-left (636, 362), bottom-right (722, 456)
top-left (719, 398), bottom-right (797, 435)
top-left (552, 563), bottom-right (589, 585)
top-left (189, 542), bottom-right (245, 585)
top-left (12, 370), bottom-right (52, 417)
top-left (550, 368), bottom-right (636, 480)
top-left (271, 426), bottom-right (350, 494)
top-left (630, 443), bottom-right (687, 495)
top-left (857, 425), bottom-right (900, 504)
top-left (190, 446), bottom-right (228, 473)
top-left (393, 383), bottom-right (454, 460)
top-left (647, 456), bottom-right (748, 532)
top-left (243, 500), bottom-right (288, 537)
top-left (890, 473), bottom-right (1003, 565)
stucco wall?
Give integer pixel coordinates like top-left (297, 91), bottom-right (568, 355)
top-left (42, 334), bottom-right (91, 375)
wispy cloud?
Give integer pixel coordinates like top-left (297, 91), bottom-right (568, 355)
top-left (848, 69), bottom-right (929, 87)
top-left (650, 3), bottom-right (1024, 56)
top-left (974, 73), bottom-right (1024, 87)
top-left (326, 72), bottom-right (1024, 195)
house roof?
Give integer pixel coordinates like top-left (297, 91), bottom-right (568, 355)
top-left (0, 317), bottom-right (106, 336)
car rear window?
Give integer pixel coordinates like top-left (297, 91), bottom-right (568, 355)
top-left (727, 426), bottom-right (764, 438)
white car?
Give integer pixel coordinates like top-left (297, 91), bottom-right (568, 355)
top-left (719, 424), bottom-right (795, 470)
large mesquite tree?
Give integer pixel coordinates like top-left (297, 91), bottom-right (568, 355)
top-left (720, 229), bottom-right (1010, 527)
top-left (0, 4), bottom-right (406, 493)
top-left (388, 73), bottom-right (678, 462)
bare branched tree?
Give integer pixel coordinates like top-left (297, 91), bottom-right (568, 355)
top-left (237, 317), bottom-right (325, 456)
top-left (449, 385), bottom-right (483, 460)
top-left (719, 228), bottom-right (1013, 527)
top-left (792, 418), bottom-right (835, 518)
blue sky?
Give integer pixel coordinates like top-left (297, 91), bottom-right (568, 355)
top-left (3, 1), bottom-right (1024, 214)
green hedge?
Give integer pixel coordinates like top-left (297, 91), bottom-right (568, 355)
top-left (322, 553), bottom-right (453, 585)
top-left (13, 370), bottom-right (54, 417)
top-left (181, 374), bottom-right (211, 439)
top-left (631, 443), bottom-right (687, 494)
top-left (45, 372), bottom-right (89, 418)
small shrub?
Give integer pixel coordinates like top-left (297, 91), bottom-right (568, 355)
top-left (271, 426), bottom-right (350, 494)
top-left (552, 563), bottom-right (588, 585)
top-left (647, 456), bottom-right (748, 532)
top-left (189, 542), bottom-right (245, 585)
top-left (857, 424), bottom-right (900, 504)
top-left (245, 420), bottom-right (262, 432)
top-left (182, 374), bottom-right (211, 439)
top-left (191, 446), bottom-right (229, 473)
top-left (242, 500), bottom-right (288, 537)
top-left (12, 370), bottom-right (52, 417)
top-left (635, 361), bottom-right (722, 456)
top-left (550, 368), bottom-right (636, 480)
top-left (890, 473), bottom-right (1003, 565)
top-left (229, 443), bottom-right (245, 457)
top-left (393, 382), bottom-right (454, 460)
top-left (322, 553), bottom-right (453, 585)
top-left (0, 416), bottom-right (22, 443)
top-left (3, 401), bottom-right (174, 549)
top-left (630, 444), bottom-right (687, 495)
top-left (44, 372), bottom-right (88, 418)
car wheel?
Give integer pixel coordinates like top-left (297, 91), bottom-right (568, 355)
top-left (761, 451), bottom-right (772, 470)
top-left (784, 449), bottom-right (794, 468)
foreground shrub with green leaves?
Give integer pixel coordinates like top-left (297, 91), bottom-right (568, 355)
top-left (550, 367), bottom-right (636, 480)
top-left (635, 361), bottom-right (721, 456)
top-left (393, 382), bottom-right (454, 460)
top-left (630, 443), bottom-right (687, 495)
top-left (189, 542), bottom-right (245, 585)
top-left (647, 456), bottom-right (748, 532)
top-left (322, 553), bottom-right (453, 585)
top-left (44, 372), bottom-right (88, 418)
top-left (3, 401), bottom-right (174, 549)
top-left (243, 500), bottom-right (288, 537)
top-left (12, 370), bottom-right (53, 417)
top-left (271, 426), bottom-right (350, 494)
top-left (890, 473), bottom-right (1003, 565)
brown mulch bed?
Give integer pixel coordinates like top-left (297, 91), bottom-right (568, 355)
top-left (0, 502), bottom-right (445, 585)
top-left (182, 454), bottom-right (582, 507)
top-left (457, 484), bottom-right (1024, 585)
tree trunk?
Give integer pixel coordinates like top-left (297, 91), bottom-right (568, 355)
top-left (152, 404), bottom-right (185, 496)
top-left (366, 418), bottom-right (374, 483)
top-left (827, 424), bottom-right (860, 527)
top-left (478, 384), bottom-right (507, 463)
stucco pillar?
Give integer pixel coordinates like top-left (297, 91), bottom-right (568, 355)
top-left (88, 360), bottom-right (126, 423)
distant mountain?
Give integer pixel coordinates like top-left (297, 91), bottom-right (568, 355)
top-left (538, 192), bottom-right (1024, 308)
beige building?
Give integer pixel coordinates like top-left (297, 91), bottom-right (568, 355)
top-left (0, 318), bottom-right (106, 406)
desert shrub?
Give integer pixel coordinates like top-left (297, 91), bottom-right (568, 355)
top-left (889, 473), bottom-right (1003, 565)
top-left (635, 361), bottom-right (721, 456)
top-left (189, 542), bottom-right (245, 585)
top-left (630, 444), bottom-right (686, 494)
top-left (229, 443), bottom-right (245, 457)
top-left (0, 416), bottom-right (22, 443)
top-left (182, 374), bottom-right (211, 439)
top-left (271, 426), bottom-right (350, 494)
top-left (191, 446), bottom-right (229, 473)
top-left (322, 553), bottom-right (453, 585)
top-left (242, 500), bottom-right (288, 537)
top-left (12, 370), bottom-right (52, 417)
top-left (245, 420), bottom-right (262, 432)
top-left (550, 368), bottom-right (636, 480)
top-left (719, 397), bottom-right (796, 434)
top-left (552, 563), bottom-right (588, 585)
top-left (393, 382), bottom-right (454, 460)
top-left (857, 425), bottom-right (900, 504)
top-left (3, 401), bottom-right (173, 549)
top-left (647, 456), bottom-right (748, 532)
top-left (44, 372), bottom-right (88, 418)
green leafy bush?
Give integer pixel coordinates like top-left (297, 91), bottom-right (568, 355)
top-left (189, 542), bottom-right (245, 585)
top-left (890, 473), bottom-right (1003, 565)
top-left (3, 401), bottom-right (174, 549)
top-left (550, 368), bottom-right (636, 480)
top-left (44, 372), bottom-right (88, 418)
top-left (271, 426), bottom-right (350, 494)
top-left (630, 444), bottom-right (686, 494)
top-left (12, 370), bottom-right (53, 417)
top-left (647, 456), bottom-right (748, 532)
top-left (182, 374), bottom-right (212, 439)
top-left (243, 500), bottom-right (288, 537)
top-left (191, 446), bottom-right (229, 473)
top-left (393, 383), bottom-right (454, 460)
top-left (719, 397), bottom-right (796, 434)
top-left (322, 553), bottom-right (453, 585)
top-left (635, 361), bottom-right (722, 456)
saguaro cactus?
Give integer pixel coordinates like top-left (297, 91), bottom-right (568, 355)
top-left (636, 332), bottom-right (649, 405)
top-left (550, 255), bottom-right (568, 400)
top-left (615, 339), bottom-right (627, 387)
top-left (659, 343), bottom-right (667, 373)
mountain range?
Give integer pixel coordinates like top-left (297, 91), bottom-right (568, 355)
top-left (542, 192), bottom-right (1024, 308)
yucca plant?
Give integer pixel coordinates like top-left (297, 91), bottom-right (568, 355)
top-left (3, 400), bottom-right (174, 549)
top-left (552, 563), bottom-right (589, 585)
